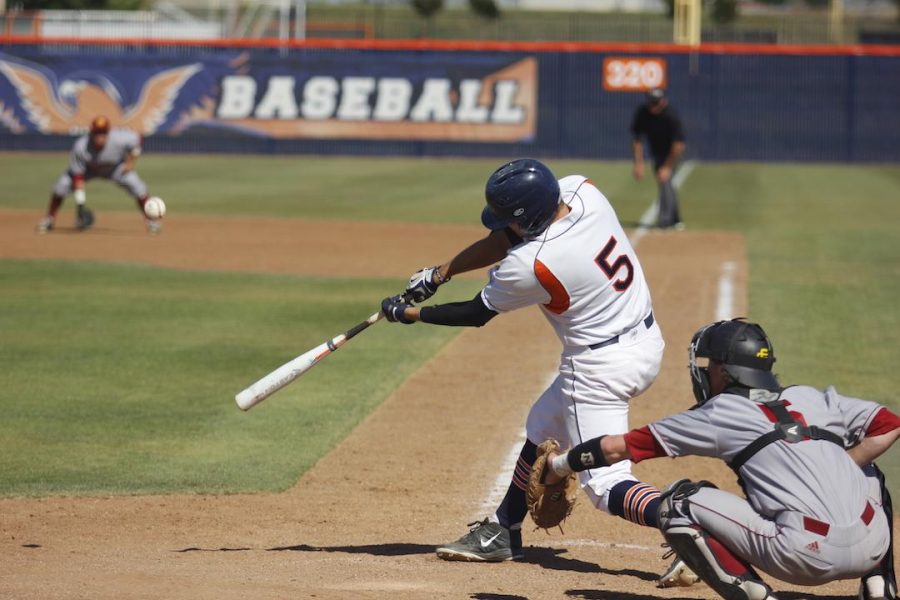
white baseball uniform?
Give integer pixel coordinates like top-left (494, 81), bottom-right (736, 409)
top-left (481, 175), bottom-right (664, 511)
top-left (629, 385), bottom-right (897, 585)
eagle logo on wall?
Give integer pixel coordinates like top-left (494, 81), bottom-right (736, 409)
top-left (0, 60), bottom-right (201, 135)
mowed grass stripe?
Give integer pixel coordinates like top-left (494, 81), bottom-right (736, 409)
top-left (0, 154), bottom-right (653, 224)
top-left (0, 259), bottom-right (483, 496)
top-left (681, 163), bottom-right (899, 400)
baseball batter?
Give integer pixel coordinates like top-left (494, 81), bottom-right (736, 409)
top-left (37, 116), bottom-right (161, 234)
top-left (381, 159), bottom-right (670, 565)
top-left (540, 319), bottom-right (899, 600)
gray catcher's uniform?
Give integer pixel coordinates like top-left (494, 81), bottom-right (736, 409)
top-left (641, 385), bottom-right (892, 585)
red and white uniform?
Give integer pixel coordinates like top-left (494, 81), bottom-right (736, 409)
top-left (625, 386), bottom-right (899, 584)
top-left (482, 176), bottom-right (664, 510)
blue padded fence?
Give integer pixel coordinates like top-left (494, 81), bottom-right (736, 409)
top-left (0, 41), bottom-right (898, 162)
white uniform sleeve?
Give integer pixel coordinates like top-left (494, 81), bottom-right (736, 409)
top-left (826, 385), bottom-right (884, 445)
top-left (648, 406), bottom-right (718, 458)
top-left (480, 254), bottom-right (549, 313)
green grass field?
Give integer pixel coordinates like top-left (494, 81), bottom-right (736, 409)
top-left (0, 259), bottom-right (483, 495)
top-left (1, 154), bottom-right (897, 496)
top-left (680, 163), bottom-right (900, 401)
top-left (0, 154), bottom-right (646, 224)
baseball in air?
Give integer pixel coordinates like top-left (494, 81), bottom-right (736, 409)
top-left (144, 196), bottom-right (166, 220)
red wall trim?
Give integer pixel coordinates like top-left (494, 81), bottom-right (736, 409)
top-left (1, 34), bottom-right (899, 57)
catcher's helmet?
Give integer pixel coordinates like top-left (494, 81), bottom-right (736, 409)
top-left (482, 158), bottom-right (560, 237)
top-left (688, 318), bottom-right (779, 405)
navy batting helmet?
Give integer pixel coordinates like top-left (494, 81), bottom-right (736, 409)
top-left (688, 318), bottom-right (779, 405)
top-left (482, 159), bottom-right (560, 237)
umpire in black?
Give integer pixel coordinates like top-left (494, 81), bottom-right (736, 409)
top-left (631, 88), bottom-right (686, 229)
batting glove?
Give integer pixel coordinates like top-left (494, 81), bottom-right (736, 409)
top-left (405, 266), bottom-right (448, 303)
top-left (381, 295), bottom-right (415, 324)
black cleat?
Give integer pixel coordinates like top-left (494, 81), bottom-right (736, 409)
top-left (436, 519), bottom-right (523, 562)
top-left (860, 574), bottom-right (898, 600)
top-left (76, 205), bottom-right (95, 231)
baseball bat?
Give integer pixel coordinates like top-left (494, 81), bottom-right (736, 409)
top-left (235, 311), bottom-right (384, 411)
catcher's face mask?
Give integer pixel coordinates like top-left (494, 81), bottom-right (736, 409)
top-left (689, 319), bottom-right (781, 406)
top-left (688, 322), bottom-right (716, 405)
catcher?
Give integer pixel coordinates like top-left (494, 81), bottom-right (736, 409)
top-left (37, 116), bottom-right (161, 234)
top-left (530, 318), bottom-right (898, 600)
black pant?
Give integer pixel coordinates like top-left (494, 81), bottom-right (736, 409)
top-left (654, 162), bottom-right (682, 228)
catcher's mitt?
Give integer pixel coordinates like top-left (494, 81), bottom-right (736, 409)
top-left (527, 439), bottom-right (578, 530)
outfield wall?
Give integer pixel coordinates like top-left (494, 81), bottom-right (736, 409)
top-left (1, 38), bottom-right (898, 162)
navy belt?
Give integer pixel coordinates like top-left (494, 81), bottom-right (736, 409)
top-left (588, 312), bottom-right (655, 351)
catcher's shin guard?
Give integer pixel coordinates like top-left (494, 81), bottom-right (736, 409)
top-left (663, 525), bottom-right (774, 600)
top-left (657, 478), bottom-right (717, 530)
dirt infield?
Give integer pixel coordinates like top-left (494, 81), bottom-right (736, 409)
top-left (0, 210), bottom-right (887, 599)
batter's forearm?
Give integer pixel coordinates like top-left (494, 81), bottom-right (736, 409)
top-left (439, 230), bottom-right (511, 280)
top-left (417, 294), bottom-right (497, 327)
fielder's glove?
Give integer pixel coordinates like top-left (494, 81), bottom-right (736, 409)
top-left (527, 439), bottom-right (578, 530)
top-left (404, 266), bottom-right (449, 304)
top-left (381, 295), bottom-right (415, 324)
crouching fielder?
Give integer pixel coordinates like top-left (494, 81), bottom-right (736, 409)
top-left (37, 116), bottom-right (161, 234)
top-left (537, 319), bottom-right (898, 600)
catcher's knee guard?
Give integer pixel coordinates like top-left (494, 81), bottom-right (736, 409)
top-left (663, 525), bottom-right (774, 600)
top-left (657, 478), bottom-right (717, 529)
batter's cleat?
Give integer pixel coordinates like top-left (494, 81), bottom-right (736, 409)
top-left (658, 556), bottom-right (701, 588)
top-left (145, 219), bottom-right (162, 235)
top-left (36, 216), bottom-right (55, 234)
top-left (436, 519), bottom-right (523, 562)
top-left (75, 205), bottom-right (94, 231)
